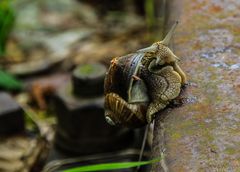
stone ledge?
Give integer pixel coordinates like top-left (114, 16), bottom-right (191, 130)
top-left (152, 0), bottom-right (240, 171)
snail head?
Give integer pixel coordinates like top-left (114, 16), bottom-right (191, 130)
top-left (137, 21), bottom-right (180, 65)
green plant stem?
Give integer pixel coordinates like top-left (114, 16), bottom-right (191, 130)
top-left (0, 0), bottom-right (14, 56)
top-left (145, 0), bottom-right (155, 30)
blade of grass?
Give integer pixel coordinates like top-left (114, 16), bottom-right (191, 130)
top-left (63, 157), bottom-right (161, 172)
top-left (0, 69), bottom-right (23, 90)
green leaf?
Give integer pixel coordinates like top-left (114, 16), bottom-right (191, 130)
top-left (63, 157), bottom-right (161, 172)
top-left (0, 0), bottom-right (15, 56)
top-left (0, 69), bottom-right (23, 90)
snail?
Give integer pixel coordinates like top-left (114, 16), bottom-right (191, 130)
top-left (104, 21), bottom-right (187, 127)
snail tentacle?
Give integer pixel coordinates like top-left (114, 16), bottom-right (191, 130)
top-left (173, 63), bottom-right (187, 84)
top-left (160, 21), bottom-right (179, 46)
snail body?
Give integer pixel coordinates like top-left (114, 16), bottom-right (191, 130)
top-left (104, 22), bottom-right (187, 127)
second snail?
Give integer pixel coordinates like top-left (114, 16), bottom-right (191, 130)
top-left (104, 21), bottom-right (187, 128)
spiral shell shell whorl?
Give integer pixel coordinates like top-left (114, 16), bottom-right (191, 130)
top-left (104, 53), bottom-right (149, 127)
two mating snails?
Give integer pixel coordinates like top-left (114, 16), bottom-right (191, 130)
top-left (104, 22), bottom-right (187, 127)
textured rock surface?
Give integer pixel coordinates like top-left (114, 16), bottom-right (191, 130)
top-left (152, 0), bottom-right (240, 171)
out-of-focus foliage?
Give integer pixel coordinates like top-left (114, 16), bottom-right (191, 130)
top-left (0, 69), bottom-right (23, 90)
top-left (145, 0), bottom-right (155, 30)
top-left (0, 0), bottom-right (15, 56)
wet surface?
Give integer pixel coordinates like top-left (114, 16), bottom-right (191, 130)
top-left (152, 0), bottom-right (240, 171)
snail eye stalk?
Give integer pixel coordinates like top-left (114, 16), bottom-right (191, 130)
top-left (136, 21), bottom-right (178, 53)
top-left (160, 21), bottom-right (179, 46)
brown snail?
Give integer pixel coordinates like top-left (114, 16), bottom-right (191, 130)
top-left (104, 21), bottom-right (187, 127)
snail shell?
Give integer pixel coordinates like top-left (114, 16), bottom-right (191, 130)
top-left (104, 53), bottom-right (148, 127)
top-left (105, 93), bottom-right (147, 127)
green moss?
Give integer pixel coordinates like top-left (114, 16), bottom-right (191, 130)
top-left (236, 114), bottom-right (240, 118)
top-left (224, 147), bottom-right (236, 155)
top-left (233, 35), bottom-right (240, 45)
top-left (78, 65), bottom-right (96, 75)
top-left (171, 132), bottom-right (182, 140)
top-left (74, 63), bottom-right (106, 78)
top-left (202, 132), bottom-right (215, 142)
